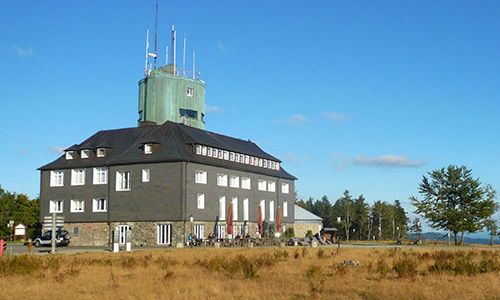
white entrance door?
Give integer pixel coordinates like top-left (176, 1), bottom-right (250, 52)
top-left (117, 225), bottom-right (130, 245)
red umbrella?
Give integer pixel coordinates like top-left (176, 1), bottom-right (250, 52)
top-left (257, 205), bottom-right (263, 235)
top-left (276, 206), bottom-right (282, 234)
top-left (226, 204), bottom-right (233, 236)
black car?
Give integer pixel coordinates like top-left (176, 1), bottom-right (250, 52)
top-left (34, 229), bottom-right (71, 247)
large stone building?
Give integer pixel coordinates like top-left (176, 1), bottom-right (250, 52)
top-left (38, 27), bottom-right (298, 247)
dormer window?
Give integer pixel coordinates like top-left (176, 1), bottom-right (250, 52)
top-left (96, 148), bottom-right (106, 157)
top-left (81, 149), bottom-right (89, 159)
top-left (144, 144), bottom-right (153, 154)
top-left (65, 151), bottom-right (75, 160)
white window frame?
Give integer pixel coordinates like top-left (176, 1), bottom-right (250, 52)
top-left (268, 181), bottom-right (276, 192)
top-left (241, 177), bottom-right (251, 190)
top-left (207, 147), bottom-right (212, 157)
top-left (81, 149), bottom-right (89, 159)
top-left (202, 146), bottom-right (207, 156)
top-left (194, 224), bottom-right (205, 239)
top-left (229, 176), bottom-right (240, 188)
top-left (157, 224), bottom-right (172, 245)
top-left (116, 171), bottom-right (131, 191)
top-left (258, 180), bottom-right (267, 191)
top-left (245, 155), bottom-right (250, 164)
top-left (144, 144), bottom-right (152, 154)
top-left (212, 148), bottom-right (218, 158)
top-left (217, 174), bottom-right (228, 186)
top-left (223, 151), bottom-right (229, 160)
top-left (276, 162), bottom-right (280, 170)
top-left (232, 197), bottom-right (238, 221)
top-left (197, 193), bottom-right (205, 209)
top-left (269, 200), bottom-right (275, 222)
top-left (92, 198), bottom-right (107, 212)
top-left (70, 199), bottom-right (84, 213)
top-left (263, 160), bottom-right (267, 168)
top-left (219, 196), bottom-right (226, 220)
top-left (230, 152), bottom-right (235, 161)
top-left (65, 151), bottom-right (74, 160)
top-left (243, 198), bottom-right (249, 221)
top-left (281, 183), bottom-right (289, 194)
top-left (49, 200), bottom-right (63, 213)
top-left (142, 169), bottom-right (150, 182)
top-left (260, 200), bottom-right (265, 221)
top-left (71, 169), bottom-right (86, 186)
top-left (258, 159), bottom-right (263, 167)
top-left (195, 145), bottom-right (202, 155)
top-left (187, 87), bottom-right (194, 97)
top-left (50, 170), bottom-right (64, 187)
top-left (195, 170), bottom-right (207, 184)
top-left (93, 167), bottom-right (108, 185)
top-left (283, 201), bottom-right (288, 217)
top-left (96, 148), bottom-right (106, 157)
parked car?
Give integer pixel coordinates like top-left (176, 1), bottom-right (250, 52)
top-left (34, 229), bottom-right (71, 247)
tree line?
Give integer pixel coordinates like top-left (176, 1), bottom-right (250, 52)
top-left (297, 190), bottom-right (408, 241)
top-left (0, 186), bottom-right (40, 240)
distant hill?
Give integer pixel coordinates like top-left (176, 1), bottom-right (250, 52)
top-left (408, 232), bottom-right (498, 245)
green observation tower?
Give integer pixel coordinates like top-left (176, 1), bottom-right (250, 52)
top-left (138, 26), bottom-right (206, 129)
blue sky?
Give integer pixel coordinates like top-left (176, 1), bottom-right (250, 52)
top-left (1, 1), bottom-right (499, 228)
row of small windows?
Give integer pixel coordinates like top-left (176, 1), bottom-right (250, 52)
top-left (50, 168), bottom-right (150, 190)
top-left (195, 170), bottom-right (289, 193)
top-left (65, 148), bottom-right (107, 160)
top-left (194, 145), bottom-right (280, 171)
top-left (49, 198), bottom-right (107, 213)
top-left (206, 196), bottom-right (288, 221)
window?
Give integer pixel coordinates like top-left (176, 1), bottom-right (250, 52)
top-left (142, 169), bottom-right (150, 182)
top-left (70, 200), bottom-right (84, 213)
top-left (276, 163), bottom-right (280, 170)
top-left (195, 145), bottom-right (202, 155)
top-left (216, 224), bottom-right (226, 239)
top-left (223, 151), bottom-right (229, 160)
top-left (235, 153), bottom-right (240, 163)
top-left (219, 196), bottom-right (226, 220)
top-left (243, 198), bottom-right (249, 221)
top-left (258, 159), bottom-right (263, 167)
top-left (283, 201), bottom-right (288, 217)
top-left (269, 200), bottom-right (275, 222)
top-left (187, 87), bottom-right (194, 97)
top-left (179, 108), bottom-right (198, 119)
top-left (92, 198), bottom-right (107, 212)
top-left (268, 181), bottom-right (276, 192)
top-left (65, 151), bottom-right (74, 160)
top-left (96, 148), bottom-right (106, 157)
top-left (245, 155), bottom-right (250, 164)
top-left (195, 170), bottom-right (207, 184)
top-left (263, 160), bottom-right (267, 168)
top-left (282, 183), bottom-right (289, 194)
top-left (197, 193), bottom-right (205, 209)
top-left (230, 152), bottom-right (235, 161)
top-left (50, 170), bottom-right (64, 187)
top-left (260, 200), bottom-right (266, 220)
top-left (218, 149), bottom-right (223, 159)
top-left (258, 180), bottom-right (266, 191)
top-left (249, 157), bottom-right (254, 165)
top-left (217, 174), bottom-right (227, 186)
top-left (271, 161), bottom-right (276, 170)
top-left (144, 144), bottom-right (152, 154)
top-left (207, 147), bottom-right (212, 157)
top-left (232, 197), bottom-right (238, 221)
top-left (241, 177), bottom-right (251, 190)
top-left (81, 149), bottom-right (89, 159)
top-left (229, 176), bottom-right (240, 188)
top-left (71, 169), bottom-right (86, 186)
top-left (73, 227), bottom-right (80, 236)
top-left (116, 171), bottom-right (131, 191)
top-left (49, 200), bottom-right (63, 213)
top-left (202, 146), bottom-right (207, 156)
top-left (212, 148), bottom-right (217, 158)
top-left (157, 224), bottom-right (172, 245)
top-left (254, 157), bottom-right (259, 166)
top-left (194, 224), bottom-right (204, 239)
top-left (93, 167), bottom-right (108, 185)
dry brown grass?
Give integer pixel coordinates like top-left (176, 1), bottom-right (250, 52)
top-left (1, 247), bottom-right (500, 300)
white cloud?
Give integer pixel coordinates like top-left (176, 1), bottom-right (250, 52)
top-left (322, 111), bottom-right (350, 122)
top-left (352, 154), bottom-right (426, 168)
top-left (13, 46), bottom-right (34, 58)
top-left (216, 42), bottom-right (227, 53)
top-left (274, 114), bottom-right (309, 125)
top-left (206, 105), bottom-right (222, 113)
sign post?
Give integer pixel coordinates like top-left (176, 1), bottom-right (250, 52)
top-left (43, 214), bottom-right (64, 254)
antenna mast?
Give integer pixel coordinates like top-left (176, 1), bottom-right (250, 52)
top-left (171, 25), bottom-right (177, 75)
top-left (153, 0), bottom-right (159, 69)
top-left (144, 29), bottom-right (150, 76)
top-left (183, 35), bottom-right (186, 76)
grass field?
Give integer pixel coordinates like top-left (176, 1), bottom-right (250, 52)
top-left (1, 246), bottom-right (499, 300)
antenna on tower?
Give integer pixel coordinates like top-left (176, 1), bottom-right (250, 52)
top-left (183, 34), bottom-right (187, 76)
top-left (153, 0), bottom-right (159, 69)
top-left (192, 51), bottom-right (196, 80)
top-left (171, 25), bottom-right (177, 75)
top-left (144, 29), bottom-right (150, 76)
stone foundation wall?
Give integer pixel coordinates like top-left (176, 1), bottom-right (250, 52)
top-left (65, 221), bottom-right (294, 247)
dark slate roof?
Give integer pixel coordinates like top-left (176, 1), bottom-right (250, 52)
top-left (39, 121), bottom-right (297, 180)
